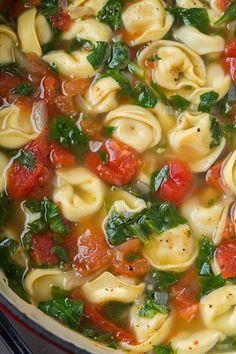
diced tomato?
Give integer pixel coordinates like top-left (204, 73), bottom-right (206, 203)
top-left (25, 53), bottom-right (51, 77)
top-left (49, 10), bottom-right (72, 32)
top-left (80, 119), bottom-right (103, 140)
top-left (27, 0), bottom-right (41, 5)
top-left (30, 232), bottom-right (58, 266)
top-left (15, 97), bottom-right (35, 112)
top-left (7, 133), bottom-right (51, 201)
top-left (206, 161), bottom-right (223, 192)
top-left (224, 57), bottom-right (236, 83)
top-left (0, 72), bottom-right (22, 98)
top-left (223, 40), bottom-right (236, 83)
top-left (216, 238), bottom-right (236, 278)
top-left (111, 239), bottom-right (150, 277)
top-left (216, 0), bottom-right (231, 11)
top-left (50, 142), bottom-right (75, 168)
top-left (43, 76), bottom-right (57, 104)
top-left (222, 217), bottom-right (235, 239)
top-left (71, 290), bottom-right (136, 345)
top-left (224, 39), bottom-right (236, 57)
top-left (62, 78), bottom-right (91, 96)
top-left (85, 139), bottom-right (141, 186)
top-left (171, 269), bottom-right (200, 322)
top-left (157, 160), bottom-right (194, 204)
top-left (64, 228), bottom-right (112, 277)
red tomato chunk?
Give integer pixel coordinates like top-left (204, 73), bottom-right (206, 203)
top-left (216, 238), bottom-right (236, 278)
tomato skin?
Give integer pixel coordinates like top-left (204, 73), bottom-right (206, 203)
top-left (85, 139), bottom-right (141, 186)
top-left (171, 269), bottom-right (200, 322)
top-left (216, 238), bottom-right (236, 278)
top-left (216, 0), bottom-right (231, 11)
top-left (222, 217), bottom-right (235, 240)
top-left (50, 142), bottom-right (75, 168)
top-left (157, 160), bottom-right (194, 204)
top-left (224, 40), bottom-right (236, 57)
top-left (223, 40), bottom-right (236, 83)
top-left (49, 10), bottom-right (72, 32)
top-left (206, 161), bottom-right (223, 192)
top-left (224, 57), bottom-right (236, 83)
top-left (30, 232), bottom-right (58, 266)
top-left (7, 133), bottom-right (51, 201)
top-left (111, 239), bottom-right (150, 277)
top-left (43, 76), bottom-right (57, 104)
top-left (64, 228), bottom-right (112, 277)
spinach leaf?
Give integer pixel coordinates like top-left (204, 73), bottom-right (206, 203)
top-left (197, 237), bottom-right (215, 276)
top-left (148, 54), bottom-right (161, 62)
top-left (12, 83), bottom-right (34, 96)
top-left (87, 42), bottom-right (109, 70)
top-left (169, 7), bottom-right (210, 34)
top-left (153, 344), bottom-right (176, 354)
top-left (150, 81), bottom-right (170, 105)
top-left (97, 0), bottom-right (123, 30)
top-left (52, 246), bottom-right (69, 262)
top-left (0, 193), bottom-right (11, 229)
top-left (215, 0), bottom-right (236, 26)
top-left (49, 115), bottom-right (89, 156)
top-left (151, 270), bottom-right (178, 291)
top-left (169, 95), bottom-right (190, 111)
top-left (16, 150), bottom-right (36, 171)
top-left (40, 0), bottom-right (59, 16)
top-left (100, 69), bottom-right (133, 96)
top-left (128, 62), bottom-right (145, 80)
top-left (98, 149), bottom-right (108, 164)
top-left (0, 238), bottom-right (19, 254)
top-left (200, 274), bottom-right (226, 297)
top-left (103, 302), bottom-right (131, 327)
top-left (108, 41), bottom-right (130, 69)
top-left (138, 298), bottom-right (170, 318)
top-left (210, 116), bottom-right (223, 148)
top-left (83, 329), bottom-right (117, 349)
top-left (38, 298), bottom-right (83, 330)
top-left (0, 63), bottom-right (24, 76)
top-left (106, 201), bottom-right (186, 246)
top-left (198, 91), bottom-right (219, 112)
top-left (212, 336), bottom-right (236, 352)
top-left (0, 241), bottom-right (29, 302)
top-left (151, 166), bottom-right (170, 192)
top-left (219, 98), bottom-right (233, 117)
top-left (133, 83), bottom-right (158, 108)
top-left (104, 126), bottom-right (117, 137)
top-left (68, 37), bottom-right (94, 53)
top-left (51, 286), bottom-right (72, 299)
top-left (49, 62), bottom-right (60, 74)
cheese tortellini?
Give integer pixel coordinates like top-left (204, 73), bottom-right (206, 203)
top-left (79, 77), bottom-right (120, 114)
top-left (143, 224), bottom-right (198, 272)
top-left (67, 0), bottom-right (106, 18)
top-left (138, 41), bottom-right (230, 103)
top-left (24, 268), bottom-right (80, 302)
top-left (174, 26), bottom-right (225, 56)
top-left (0, 152), bottom-right (8, 193)
top-left (17, 8), bottom-right (52, 56)
top-left (222, 151), bottom-right (236, 197)
top-left (171, 330), bottom-right (225, 354)
top-left (121, 303), bottom-right (173, 352)
top-left (0, 25), bottom-right (18, 64)
top-left (200, 285), bottom-right (236, 336)
top-left (0, 105), bottom-right (40, 149)
top-left (81, 271), bottom-right (145, 304)
top-left (181, 195), bottom-right (231, 244)
top-left (104, 105), bottom-right (162, 153)
top-left (53, 167), bottom-right (105, 222)
top-left (168, 111), bottom-right (226, 173)
top-left (122, 0), bottom-right (173, 46)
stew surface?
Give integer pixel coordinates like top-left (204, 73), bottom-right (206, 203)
top-left (0, 0), bottom-right (236, 353)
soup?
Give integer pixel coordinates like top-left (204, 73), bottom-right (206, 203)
top-left (0, 0), bottom-right (236, 353)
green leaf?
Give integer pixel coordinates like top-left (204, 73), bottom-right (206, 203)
top-left (21, 232), bottom-right (33, 251)
top-left (0, 193), bottom-right (11, 230)
top-left (0, 238), bottom-right (19, 255)
top-left (219, 98), bottom-right (233, 117)
top-left (103, 302), bottom-right (132, 327)
top-left (210, 116), bottom-right (223, 148)
top-left (98, 149), bottom-right (108, 164)
top-left (138, 298), bottom-right (170, 318)
top-left (104, 126), bottom-right (117, 137)
top-left (67, 37), bottom-right (95, 53)
top-left (150, 81), bottom-right (170, 105)
top-left (100, 69), bottom-right (133, 96)
top-left (148, 54), bottom-right (161, 62)
top-left (49, 115), bottom-right (89, 156)
top-left (200, 274), bottom-right (226, 297)
top-left (212, 336), bottom-right (236, 351)
top-left (40, 0), bottom-right (59, 16)
top-left (87, 41), bottom-right (109, 70)
top-left (151, 270), bottom-right (178, 291)
top-left (133, 83), bottom-right (158, 108)
top-left (151, 166), bottom-right (170, 192)
top-left (215, 0), bottom-right (236, 26)
top-left (108, 41), bottom-right (130, 69)
top-left (52, 246), bottom-right (69, 262)
top-left (198, 91), bottom-right (219, 113)
top-left (0, 63), bottom-right (24, 76)
top-left (106, 202), bottom-right (186, 246)
top-left (197, 236), bottom-right (215, 276)
top-left (97, 0), bottom-right (122, 30)
top-left (38, 298), bottom-right (83, 330)
top-left (169, 7), bottom-right (210, 34)
top-left (12, 83), bottom-right (34, 96)
top-left (16, 150), bottom-right (36, 171)
top-left (153, 344), bottom-right (176, 354)
top-left (24, 199), bottom-right (41, 213)
top-left (128, 62), bottom-right (145, 80)
top-left (49, 62), bottom-right (59, 74)
top-left (42, 198), bottom-right (69, 235)
top-left (51, 286), bottom-right (71, 299)
top-left (169, 95), bottom-right (190, 111)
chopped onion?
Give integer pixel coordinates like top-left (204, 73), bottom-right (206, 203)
top-left (89, 140), bottom-right (103, 152)
top-left (31, 100), bottom-right (48, 132)
top-left (14, 48), bottom-right (38, 74)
